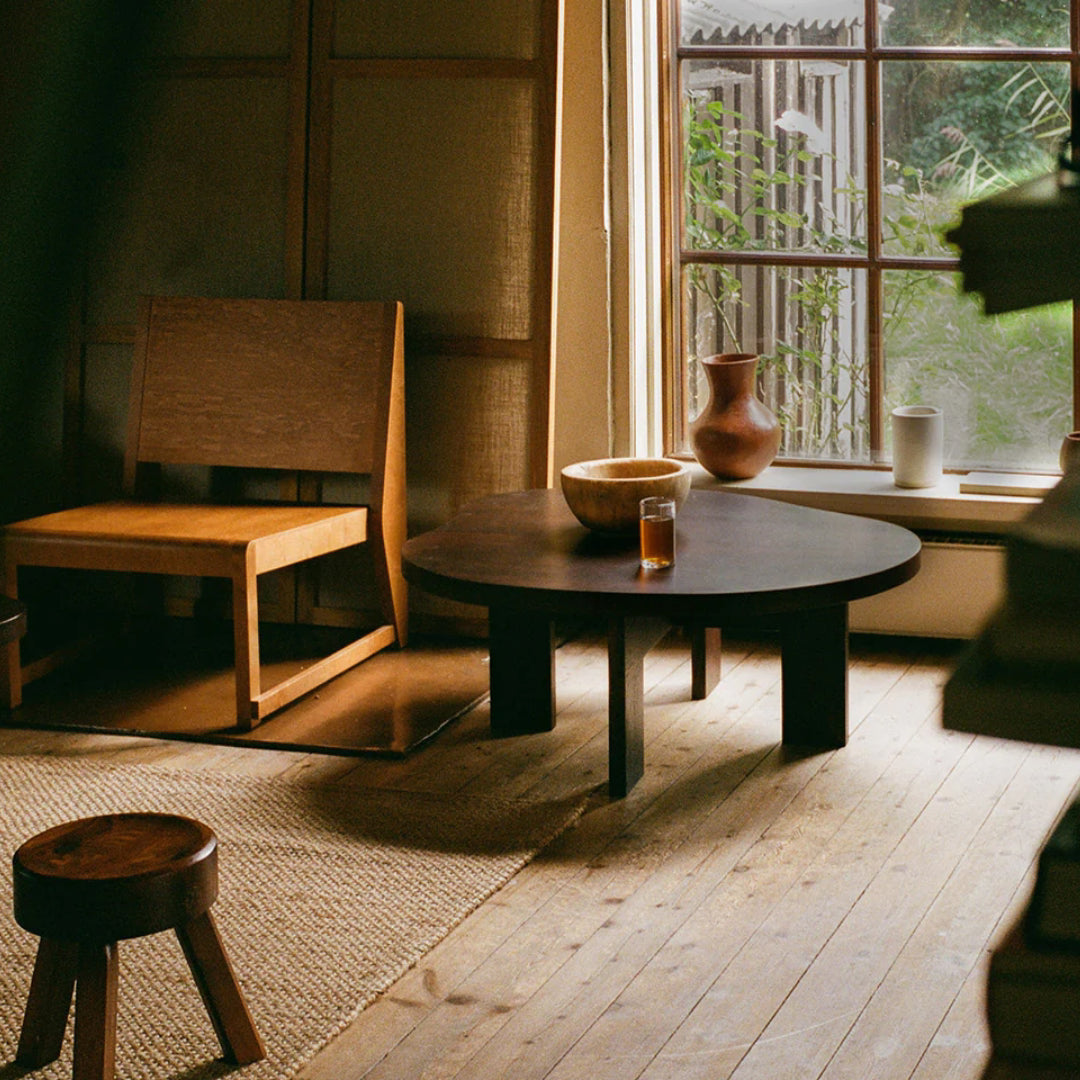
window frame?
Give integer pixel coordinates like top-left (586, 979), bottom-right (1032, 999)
top-left (659, 0), bottom-right (1080, 471)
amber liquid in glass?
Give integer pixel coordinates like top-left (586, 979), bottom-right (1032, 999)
top-left (640, 514), bottom-right (675, 569)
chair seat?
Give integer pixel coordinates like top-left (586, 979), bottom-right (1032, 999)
top-left (6, 500), bottom-right (368, 545)
top-left (4, 501), bottom-right (369, 576)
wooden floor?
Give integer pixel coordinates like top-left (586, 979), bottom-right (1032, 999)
top-left (2, 629), bottom-right (1076, 1080)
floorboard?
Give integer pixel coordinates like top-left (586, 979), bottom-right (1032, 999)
top-left (0, 630), bottom-right (1072, 1080)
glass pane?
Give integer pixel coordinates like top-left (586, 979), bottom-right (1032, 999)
top-left (884, 269), bottom-right (1071, 470)
top-left (683, 60), bottom-right (866, 254)
top-left (680, 0), bottom-right (865, 47)
top-left (882, 61), bottom-right (1067, 256)
top-left (684, 263), bottom-right (870, 461)
top-left (881, 0), bottom-right (1068, 48)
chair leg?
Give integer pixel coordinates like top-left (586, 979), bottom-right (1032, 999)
top-left (175, 910), bottom-right (265, 1064)
top-left (1, 562), bottom-right (22, 708)
top-left (230, 552), bottom-right (260, 731)
top-left (1, 635), bottom-right (20, 709)
top-left (73, 941), bottom-right (118, 1080)
top-left (17, 937), bottom-right (78, 1067)
top-left (369, 527), bottom-right (409, 649)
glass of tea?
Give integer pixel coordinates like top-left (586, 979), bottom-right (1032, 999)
top-left (639, 496), bottom-right (676, 570)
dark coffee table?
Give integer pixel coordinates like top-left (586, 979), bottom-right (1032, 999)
top-left (403, 489), bottom-right (921, 796)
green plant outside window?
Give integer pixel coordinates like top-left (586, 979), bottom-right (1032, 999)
top-left (674, 0), bottom-right (1074, 472)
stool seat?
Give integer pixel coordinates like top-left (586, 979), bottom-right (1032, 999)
top-left (12, 812), bottom-right (263, 1080)
top-left (14, 813), bottom-right (217, 942)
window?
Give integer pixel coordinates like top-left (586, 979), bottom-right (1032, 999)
top-left (663, 0), bottom-right (1077, 472)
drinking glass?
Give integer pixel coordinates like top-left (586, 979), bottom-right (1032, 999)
top-left (639, 497), bottom-right (676, 570)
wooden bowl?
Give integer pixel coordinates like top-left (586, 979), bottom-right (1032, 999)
top-left (560, 457), bottom-right (692, 534)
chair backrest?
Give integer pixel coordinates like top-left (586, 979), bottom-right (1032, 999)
top-left (123, 296), bottom-right (404, 495)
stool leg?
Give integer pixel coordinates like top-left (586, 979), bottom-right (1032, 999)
top-left (17, 937), bottom-right (78, 1067)
top-left (176, 910), bottom-right (264, 1064)
top-left (73, 942), bottom-right (118, 1080)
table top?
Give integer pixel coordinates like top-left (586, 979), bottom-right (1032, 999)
top-left (403, 489), bottom-right (921, 621)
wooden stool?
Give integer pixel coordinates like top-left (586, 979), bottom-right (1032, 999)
top-left (12, 813), bottom-right (264, 1080)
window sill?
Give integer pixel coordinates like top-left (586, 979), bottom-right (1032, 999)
top-left (688, 463), bottom-right (1054, 534)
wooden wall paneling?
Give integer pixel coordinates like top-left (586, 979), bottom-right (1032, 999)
top-left (302, 0), bottom-right (334, 302)
top-left (325, 74), bottom-right (539, 342)
top-left (307, 0), bottom-right (560, 484)
top-left (64, 0), bottom-right (313, 625)
top-left (304, 0), bottom-right (563, 630)
top-left (62, 300), bottom-right (87, 503)
top-left (285, 0), bottom-right (315, 300)
top-left (82, 74), bottom-right (296, 327)
top-left (152, 0), bottom-right (295, 58)
top-left (406, 353), bottom-right (534, 534)
top-left (331, 0), bottom-right (540, 59)
top-left (75, 2), bottom-right (310, 481)
top-left (81, 345), bottom-right (134, 505)
top-left (52, 0), bottom-right (563, 635)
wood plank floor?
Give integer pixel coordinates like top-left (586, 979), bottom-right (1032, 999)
top-left (2, 630), bottom-right (1075, 1080)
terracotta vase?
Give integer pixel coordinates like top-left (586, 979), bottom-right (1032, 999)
top-left (689, 353), bottom-right (781, 480)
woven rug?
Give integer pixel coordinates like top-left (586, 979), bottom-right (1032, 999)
top-left (0, 754), bottom-right (589, 1080)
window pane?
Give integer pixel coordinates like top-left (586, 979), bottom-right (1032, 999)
top-left (684, 263), bottom-right (870, 461)
top-left (882, 60), bottom-right (1067, 256)
top-left (680, 0), bottom-right (865, 47)
top-left (881, 0), bottom-right (1068, 48)
top-left (684, 60), bottom-right (866, 254)
top-left (884, 269), bottom-right (1071, 470)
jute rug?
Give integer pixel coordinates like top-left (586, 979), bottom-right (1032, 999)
top-left (0, 755), bottom-right (589, 1080)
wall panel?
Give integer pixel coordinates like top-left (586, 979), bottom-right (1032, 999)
top-left (154, 0), bottom-right (293, 57)
top-left (406, 355), bottom-right (533, 533)
top-left (51, 0), bottom-right (561, 633)
top-left (333, 1), bottom-right (538, 59)
top-left (327, 78), bottom-right (537, 342)
top-left (86, 78), bottom-right (293, 326)
top-left (310, 0), bottom-right (562, 628)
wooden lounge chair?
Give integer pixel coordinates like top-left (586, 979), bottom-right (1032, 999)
top-left (1, 296), bottom-right (407, 728)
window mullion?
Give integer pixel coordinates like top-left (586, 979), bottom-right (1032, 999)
top-left (866, 0), bottom-right (884, 462)
top-left (1073, 3), bottom-right (1080, 431)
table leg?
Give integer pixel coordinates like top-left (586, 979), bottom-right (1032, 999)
top-left (607, 616), bottom-right (669, 797)
top-left (688, 624), bottom-right (722, 700)
top-left (779, 603), bottom-right (848, 747)
top-left (487, 607), bottom-right (556, 737)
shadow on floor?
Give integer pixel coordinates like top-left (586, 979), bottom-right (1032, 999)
top-left (4, 618), bottom-right (490, 757)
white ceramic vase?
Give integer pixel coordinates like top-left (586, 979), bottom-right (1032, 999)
top-left (891, 406), bottom-right (943, 489)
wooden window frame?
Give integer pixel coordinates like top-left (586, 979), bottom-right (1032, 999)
top-left (660, 0), bottom-right (1080, 467)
